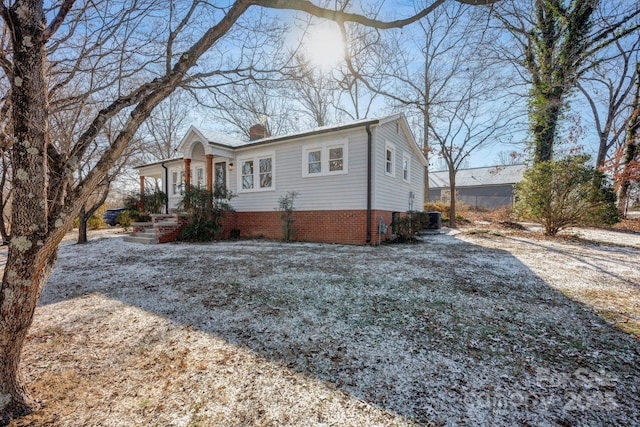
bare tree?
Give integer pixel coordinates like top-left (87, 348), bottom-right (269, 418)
top-left (577, 36), bottom-right (640, 169)
top-left (139, 91), bottom-right (191, 162)
top-left (614, 62), bottom-right (640, 217)
top-left (345, 2), bottom-right (519, 225)
top-left (492, 0), bottom-right (640, 163)
top-left (0, 0), bottom-right (495, 421)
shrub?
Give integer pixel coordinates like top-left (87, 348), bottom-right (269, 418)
top-left (514, 155), bottom-right (619, 235)
top-left (117, 210), bottom-right (133, 231)
top-left (423, 201), bottom-right (449, 217)
top-left (123, 190), bottom-right (167, 222)
top-left (177, 185), bottom-right (234, 242)
top-left (87, 205), bottom-right (106, 229)
top-left (278, 192), bottom-right (298, 242)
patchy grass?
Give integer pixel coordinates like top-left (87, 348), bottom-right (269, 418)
top-left (6, 227), bottom-right (640, 426)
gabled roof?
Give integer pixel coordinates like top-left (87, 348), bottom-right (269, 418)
top-left (429, 164), bottom-right (526, 189)
top-left (144, 113), bottom-right (426, 166)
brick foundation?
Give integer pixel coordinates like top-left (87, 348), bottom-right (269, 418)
top-left (232, 209), bottom-right (395, 245)
top-left (134, 210), bottom-right (397, 245)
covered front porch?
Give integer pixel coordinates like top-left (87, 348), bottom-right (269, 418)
top-left (136, 134), bottom-right (235, 213)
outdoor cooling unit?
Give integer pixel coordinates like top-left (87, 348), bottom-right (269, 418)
top-left (424, 211), bottom-right (442, 230)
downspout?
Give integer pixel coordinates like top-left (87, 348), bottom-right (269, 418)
top-left (366, 124), bottom-right (372, 243)
top-left (161, 162), bottom-right (169, 214)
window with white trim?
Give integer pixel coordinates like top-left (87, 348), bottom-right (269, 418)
top-left (215, 162), bottom-right (226, 188)
top-left (179, 171), bottom-right (185, 194)
top-left (402, 152), bottom-right (410, 182)
top-left (307, 149), bottom-right (322, 174)
top-left (172, 171), bottom-right (178, 195)
top-left (385, 142), bottom-right (395, 176)
top-left (239, 153), bottom-right (275, 192)
top-left (328, 146), bottom-right (344, 172)
top-left (196, 167), bottom-right (204, 188)
top-left (259, 157), bottom-right (272, 188)
top-left (302, 140), bottom-right (348, 177)
top-left (241, 160), bottom-right (254, 190)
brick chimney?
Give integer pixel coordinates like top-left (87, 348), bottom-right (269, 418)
top-left (249, 124), bottom-right (270, 141)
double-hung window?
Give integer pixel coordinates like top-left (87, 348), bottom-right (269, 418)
top-left (239, 153), bottom-right (275, 192)
top-left (196, 167), bottom-right (204, 188)
top-left (172, 171), bottom-right (178, 195)
top-left (307, 149), bottom-right (322, 175)
top-left (241, 160), bottom-right (254, 190)
top-left (259, 158), bottom-right (272, 188)
top-left (328, 146), bottom-right (344, 172)
top-left (385, 142), bottom-right (395, 176)
top-left (402, 152), bottom-right (410, 182)
top-left (303, 140), bottom-right (348, 177)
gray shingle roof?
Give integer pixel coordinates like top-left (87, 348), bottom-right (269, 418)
top-left (429, 164), bottom-right (526, 188)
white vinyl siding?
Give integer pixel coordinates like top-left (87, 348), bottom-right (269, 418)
top-left (233, 134), bottom-right (365, 212)
top-left (374, 121), bottom-right (425, 212)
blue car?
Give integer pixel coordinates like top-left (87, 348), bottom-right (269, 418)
top-left (103, 208), bottom-right (127, 226)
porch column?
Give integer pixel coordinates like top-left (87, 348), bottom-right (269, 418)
top-left (139, 176), bottom-right (145, 196)
top-left (184, 158), bottom-right (191, 189)
top-left (206, 154), bottom-right (214, 192)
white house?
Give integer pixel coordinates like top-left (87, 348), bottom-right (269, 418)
top-left (135, 113), bottom-right (427, 244)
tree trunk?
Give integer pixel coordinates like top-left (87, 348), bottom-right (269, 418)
top-left (77, 206), bottom-right (88, 244)
top-left (448, 169), bottom-right (457, 228)
top-left (616, 63), bottom-right (640, 218)
top-left (531, 92), bottom-right (562, 164)
top-left (0, 1), bottom-right (53, 421)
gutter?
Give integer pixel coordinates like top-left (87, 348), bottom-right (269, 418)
top-left (161, 162), bottom-right (169, 214)
top-left (366, 124), bottom-right (372, 243)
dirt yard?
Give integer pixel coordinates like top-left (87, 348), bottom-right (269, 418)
top-left (6, 223), bottom-right (640, 426)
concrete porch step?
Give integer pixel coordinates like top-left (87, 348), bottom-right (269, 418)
top-left (123, 235), bottom-right (158, 244)
top-left (136, 231), bottom-right (157, 239)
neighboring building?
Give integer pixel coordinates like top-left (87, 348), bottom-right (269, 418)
top-left (135, 113), bottom-right (426, 245)
top-left (428, 164), bottom-right (525, 209)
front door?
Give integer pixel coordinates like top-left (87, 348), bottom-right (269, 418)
top-left (215, 162), bottom-right (226, 190)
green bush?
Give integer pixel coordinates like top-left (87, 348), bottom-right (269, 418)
top-left (178, 185), bottom-right (234, 242)
top-left (117, 210), bottom-right (133, 231)
top-left (123, 190), bottom-right (167, 222)
top-left (278, 191), bottom-right (298, 242)
top-left (423, 202), bottom-right (450, 221)
top-left (514, 155), bottom-right (619, 235)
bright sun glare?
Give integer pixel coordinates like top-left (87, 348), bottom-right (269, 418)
top-left (303, 23), bottom-right (345, 70)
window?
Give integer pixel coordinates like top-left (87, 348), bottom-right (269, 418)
top-left (179, 171), bottom-right (185, 194)
top-left (328, 146), bottom-right (343, 172)
top-left (241, 160), bottom-right (254, 190)
top-left (402, 152), bottom-right (410, 182)
top-left (259, 157), bottom-right (272, 188)
top-left (302, 140), bottom-right (348, 177)
top-left (307, 149), bottom-right (322, 174)
top-left (215, 162), bottom-right (226, 188)
top-left (172, 171), bottom-right (178, 195)
top-left (196, 167), bottom-right (204, 188)
top-left (385, 143), bottom-right (395, 176)
top-left (238, 153), bottom-right (275, 192)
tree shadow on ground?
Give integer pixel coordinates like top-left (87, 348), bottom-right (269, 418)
top-left (36, 235), bottom-right (640, 426)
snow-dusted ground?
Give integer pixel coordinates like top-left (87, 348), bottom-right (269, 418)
top-left (11, 227), bottom-right (640, 426)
